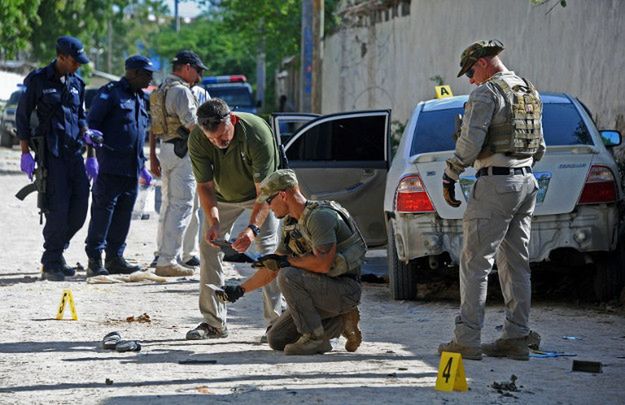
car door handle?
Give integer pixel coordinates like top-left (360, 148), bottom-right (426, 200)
top-left (310, 171), bottom-right (377, 200)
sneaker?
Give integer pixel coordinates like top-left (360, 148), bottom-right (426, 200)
top-left (481, 336), bottom-right (530, 361)
top-left (342, 307), bottom-right (362, 352)
top-left (438, 340), bottom-right (482, 361)
top-left (41, 266), bottom-right (65, 282)
top-left (60, 257), bottom-right (76, 277)
top-left (149, 256), bottom-right (158, 268)
top-left (183, 256), bottom-right (200, 267)
top-left (284, 334), bottom-right (332, 355)
top-left (186, 322), bottom-right (229, 340)
top-left (155, 263), bottom-right (195, 277)
top-left (87, 257), bottom-right (109, 277)
top-left (106, 256), bottom-right (141, 274)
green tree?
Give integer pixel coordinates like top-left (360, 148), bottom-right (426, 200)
top-left (0, 0), bottom-right (41, 59)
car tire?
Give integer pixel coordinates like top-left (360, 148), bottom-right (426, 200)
top-left (387, 221), bottom-right (418, 300)
top-left (593, 226), bottom-right (625, 301)
top-left (0, 129), bottom-right (12, 148)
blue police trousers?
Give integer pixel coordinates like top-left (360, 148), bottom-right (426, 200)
top-left (41, 153), bottom-right (89, 268)
top-left (85, 173), bottom-right (138, 259)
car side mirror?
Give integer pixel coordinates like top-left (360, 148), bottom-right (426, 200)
top-left (600, 130), bottom-right (621, 147)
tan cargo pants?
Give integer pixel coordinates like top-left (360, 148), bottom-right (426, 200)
top-left (453, 172), bottom-right (538, 347)
top-left (199, 199), bottom-right (282, 329)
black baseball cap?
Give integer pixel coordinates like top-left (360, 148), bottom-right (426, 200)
top-left (125, 55), bottom-right (156, 72)
top-left (56, 36), bottom-right (89, 64)
top-left (171, 50), bottom-right (208, 71)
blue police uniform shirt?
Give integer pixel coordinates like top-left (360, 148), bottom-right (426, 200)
top-left (87, 77), bottom-right (149, 177)
top-left (16, 61), bottom-right (87, 157)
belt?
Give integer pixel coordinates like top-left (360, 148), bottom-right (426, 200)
top-left (476, 166), bottom-right (532, 177)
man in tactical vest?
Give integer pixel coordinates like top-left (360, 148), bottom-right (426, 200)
top-left (148, 50), bottom-right (207, 277)
top-left (216, 170), bottom-right (366, 355)
top-left (439, 40), bottom-right (546, 361)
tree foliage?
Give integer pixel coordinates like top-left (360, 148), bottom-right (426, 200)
top-left (0, 0), bottom-right (42, 58)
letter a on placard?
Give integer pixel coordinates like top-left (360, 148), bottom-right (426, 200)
top-left (435, 352), bottom-right (468, 392)
top-left (55, 289), bottom-right (78, 320)
top-left (435, 85), bottom-right (454, 99)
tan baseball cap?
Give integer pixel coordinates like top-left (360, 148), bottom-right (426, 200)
top-left (457, 39), bottom-right (504, 77)
top-left (256, 169), bottom-right (299, 203)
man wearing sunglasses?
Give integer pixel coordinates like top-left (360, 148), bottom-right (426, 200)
top-left (185, 98), bottom-right (283, 340)
top-left (149, 50), bottom-right (207, 277)
top-left (439, 40), bottom-right (546, 361)
top-left (214, 169), bottom-right (366, 355)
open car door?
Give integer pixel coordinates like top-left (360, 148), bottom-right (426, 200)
top-left (277, 110), bottom-right (391, 247)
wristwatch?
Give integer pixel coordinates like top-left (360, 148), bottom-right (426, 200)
top-left (247, 224), bottom-right (261, 237)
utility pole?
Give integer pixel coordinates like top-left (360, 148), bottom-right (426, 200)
top-left (300, 0), bottom-right (323, 113)
top-left (107, 19), bottom-right (112, 73)
top-left (256, 18), bottom-right (266, 111)
top-left (174, 0), bottom-right (180, 32)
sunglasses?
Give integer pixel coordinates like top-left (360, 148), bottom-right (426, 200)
top-left (266, 192), bottom-right (279, 204)
top-left (465, 67), bottom-right (475, 79)
top-left (198, 113), bottom-right (230, 132)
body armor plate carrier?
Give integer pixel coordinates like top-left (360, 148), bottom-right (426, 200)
top-left (282, 200), bottom-right (367, 278)
top-left (485, 76), bottom-right (543, 158)
top-left (149, 80), bottom-right (186, 141)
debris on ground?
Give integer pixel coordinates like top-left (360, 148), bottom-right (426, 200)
top-left (572, 360), bottom-right (602, 373)
top-left (491, 374), bottom-right (520, 397)
top-left (360, 273), bottom-right (386, 283)
top-left (105, 378), bottom-right (113, 385)
top-left (126, 313), bottom-right (151, 323)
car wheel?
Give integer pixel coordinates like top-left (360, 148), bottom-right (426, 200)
top-left (0, 129), bottom-right (12, 148)
top-left (594, 227), bottom-right (625, 301)
top-left (387, 221), bottom-right (418, 300)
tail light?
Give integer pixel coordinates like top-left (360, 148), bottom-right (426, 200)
top-left (395, 175), bottom-right (435, 212)
top-left (578, 165), bottom-right (617, 205)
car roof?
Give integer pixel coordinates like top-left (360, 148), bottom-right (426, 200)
top-left (421, 92), bottom-right (572, 112)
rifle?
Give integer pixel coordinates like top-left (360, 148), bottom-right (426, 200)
top-left (15, 137), bottom-right (48, 224)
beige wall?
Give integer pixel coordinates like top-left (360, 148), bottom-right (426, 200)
top-left (322, 0), bottom-right (625, 133)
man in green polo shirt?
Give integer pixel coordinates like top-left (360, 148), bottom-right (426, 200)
top-left (186, 97), bottom-right (282, 340)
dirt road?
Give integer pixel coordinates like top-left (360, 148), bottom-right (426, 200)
top-left (0, 152), bottom-right (624, 404)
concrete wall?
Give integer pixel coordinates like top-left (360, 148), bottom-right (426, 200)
top-left (322, 0), bottom-right (625, 133)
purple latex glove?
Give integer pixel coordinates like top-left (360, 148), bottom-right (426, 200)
top-left (85, 157), bottom-right (99, 182)
top-left (140, 167), bottom-right (152, 186)
top-left (83, 129), bottom-right (104, 148)
top-left (20, 153), bottom-right (36, 180)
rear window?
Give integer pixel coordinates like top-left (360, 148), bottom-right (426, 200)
top-left (409, 102), bottom-right (592, 155)
top-left (207, 87), bottom-right (253, 107)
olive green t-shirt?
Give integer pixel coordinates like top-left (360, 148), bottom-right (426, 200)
top-left (188, 112), bottom-right (279, 202)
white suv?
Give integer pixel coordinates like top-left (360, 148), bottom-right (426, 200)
top-left (384, 93), bottom-right (624, 301)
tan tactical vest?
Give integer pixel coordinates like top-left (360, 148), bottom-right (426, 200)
top-left (484, 76), bottom-right (543, 158)
top-left (149, 79), bottom-right (188, 141)
top-left (282, 201), bottom-right (367, 278)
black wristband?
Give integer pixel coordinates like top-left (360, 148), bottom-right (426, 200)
top-left (247, 224), bottom-right (260, 236)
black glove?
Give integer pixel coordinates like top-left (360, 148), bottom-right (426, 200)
top-left (252, 254), bottom-right (290, 271)
top-left (216, 285), bottom-right (245, 303)
top-left (442, 173), bottom-right (462, 207)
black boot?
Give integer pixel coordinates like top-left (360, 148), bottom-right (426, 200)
top-left (106, 256), bottom-right (141, 274)
top-left (41, 265), bottom-right (65, 282)
top-left (60, 257), bottom-right (76, 277)
top-left (87, 257), bottom-right (109, 277)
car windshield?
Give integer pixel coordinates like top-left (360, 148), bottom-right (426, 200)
top-left (8, 90), bottom-right (22, 104)
top-left (409, 102), bottom-right (593, 156)
top-left (207, 87), bottom-right (254, 107)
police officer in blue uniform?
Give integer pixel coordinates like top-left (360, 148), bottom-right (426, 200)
top-left (16, 36), bottom-right (101, 282)
top-left (84, 55), bottom-right (155, 276)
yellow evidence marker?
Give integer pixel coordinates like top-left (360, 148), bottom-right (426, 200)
top-left (56, 289), bottom-right (78, 320)
top-left (435, 85), bottom-right (453, 99)
top-left (435, 351), bottom-right (468, 392)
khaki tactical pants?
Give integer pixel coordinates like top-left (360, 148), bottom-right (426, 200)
top-left (199, 199), bottom-right (282, 328)
top-left (454, 172), bottom-right (538, 347)
top-left (267, 267), bottom-right (361, 351)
